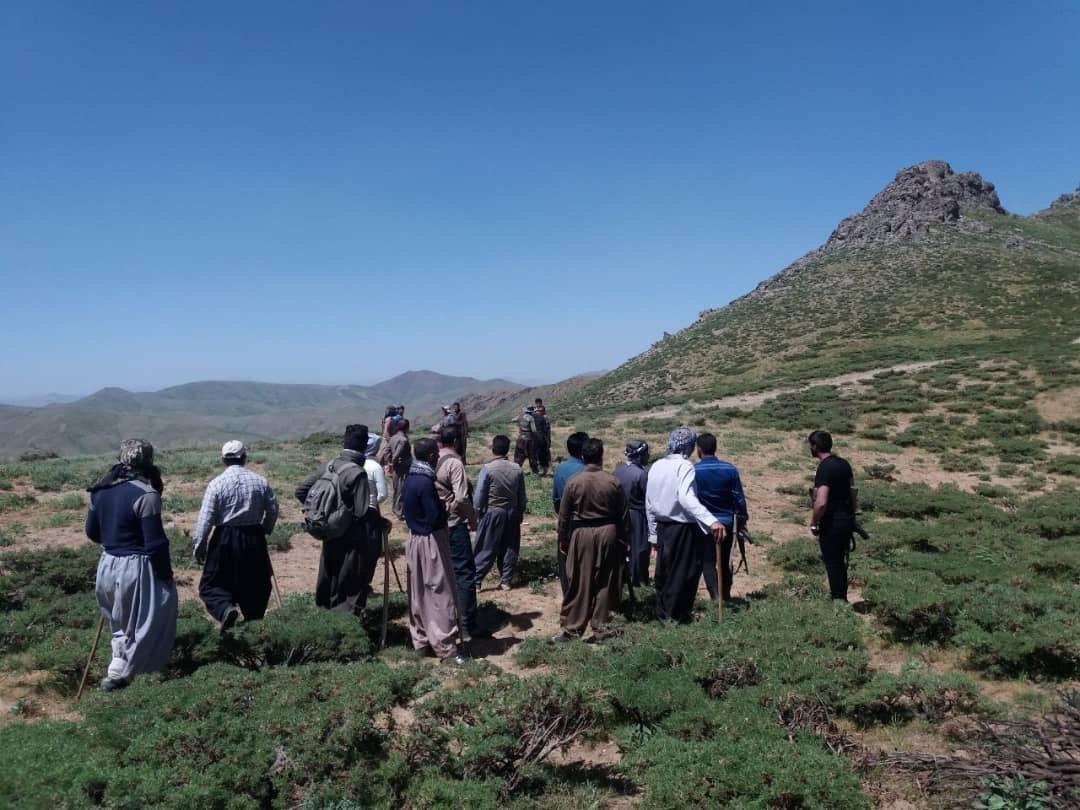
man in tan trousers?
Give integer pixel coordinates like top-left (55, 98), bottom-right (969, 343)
top-left (553, 437), bottom-right (629, 641)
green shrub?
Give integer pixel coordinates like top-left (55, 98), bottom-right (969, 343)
top-left (1046, 454), bottom-right (1080, 476)
top-left (220, 596), bottom-right (372, 669)
top-left (843, 663), bottom-right (986, 726)
top-left (864, 572), bottom-right (959, 642)
top-left (767, 541), bottom-right (821, 574)
top-left (0, 523), bottom-right (26, 547)
top-left (750, 386), bottom-right (857, 434)
top-left (268, 521), bottom-right (302, 552)
top-left (0, 492), bottom-right (35, 513)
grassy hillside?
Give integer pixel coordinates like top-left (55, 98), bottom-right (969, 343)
top-left (562, 202), bottom-right (1079, 417)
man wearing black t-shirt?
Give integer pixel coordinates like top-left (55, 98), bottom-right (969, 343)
top-left (808, 430), bottom-right (855, 601)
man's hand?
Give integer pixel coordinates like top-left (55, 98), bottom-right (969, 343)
top-left (809, 523), bottom-right (820, 538)
top-left (193, 538), bottom-right (207, 564)
top-left (708, 521), bottom-right (725, 542)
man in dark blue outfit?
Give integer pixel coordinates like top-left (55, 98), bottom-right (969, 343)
top-left (693, 432), bottom-right (748, 603)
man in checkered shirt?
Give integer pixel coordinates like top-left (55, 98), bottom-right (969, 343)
top-left (192, 440), bottom-right (279, 631)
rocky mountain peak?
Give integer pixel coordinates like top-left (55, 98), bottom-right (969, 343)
top-left (1049, 182), bottom-right (1080, 209)
top-left (824, 160), bottom-right (1005, 251)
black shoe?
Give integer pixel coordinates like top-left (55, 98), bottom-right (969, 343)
top-left (220, 605), bottom-right (241, 634)
top-left (99, 676), bottom-right (130, 692)
top-left (551, 631), bottom-right (576, 642)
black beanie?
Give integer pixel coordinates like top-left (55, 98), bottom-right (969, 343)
top-left (343, 424), bottom-right (369, 452)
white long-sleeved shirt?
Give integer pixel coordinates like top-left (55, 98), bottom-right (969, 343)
top-left (645, 454), bottom-right (716, 538)
top-left (363, 458), bottom-right (388, 509)
top-left (192, 465), bottom-right (279, 546)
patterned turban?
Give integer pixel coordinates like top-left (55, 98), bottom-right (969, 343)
top-left (667, 426), bottom-right (697, 457)
top-left (118, 438), bottom-right (155, 472)
top-left (625, 440), bottom-right (650, 462)
top-left (366, 434), bottom-right (382, 459)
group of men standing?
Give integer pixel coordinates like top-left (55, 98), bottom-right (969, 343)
top-left (513, 398), bottom-right (551, 476)
top-left (83, 409), bottom-right (855, 687)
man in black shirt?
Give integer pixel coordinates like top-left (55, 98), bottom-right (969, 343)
top-left (808, 430), bottom-right (855, 601)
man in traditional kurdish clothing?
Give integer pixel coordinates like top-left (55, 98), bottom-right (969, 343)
top-left (295, 425), bottom-right (373, 613)
top-left (434, 425), bottom-right (480, 638)
top-left (193, 440), bottom-right (280, 631)
top-left (512, 405), bottom-right (540, 474)
top-left (85, 439), bottom-right (177, 691)
top-left (472, 435), bottom-right (527, 591)
top-left (694, 432), bottom-right (748, 603)
top-left (402, 437), bottom-right (467, 663)
top-left (385, 418), bottom-right (412, 520)
top-left (553, 438), bottom-right (630, 641)
top-left (451, 401), bottom-right (469, 461)
top-left (614, 440), bottom-right (651, 586)
top-left (551, 431), bottom-right (589, 593)
top-left (532, 400), bottom-right (551, 475)
top-left (646, 426), bottom-right (724, 623)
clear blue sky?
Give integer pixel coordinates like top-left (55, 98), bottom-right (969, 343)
top-left (1, 1), bottom-right (1077, 399)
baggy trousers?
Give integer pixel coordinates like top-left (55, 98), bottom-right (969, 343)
top-left (199, 525), bottom-right (272, 622)
top-left (359, 509), bottom-right (385, 593)
top-left (316, 524), bottom-right (370, 614)
top-left (560, 525), bottom-right (623, 636)
top-left (473, 507), bottom-right (521, 585)
top-left (514, 436), bottom-right (539, 474)
top-left (655, 521), bottom-right (707, 622)
top-left (97, 552), bottom-right (178, 681)
top-left (392, 470), bottom-right (406, 518)
top-left (627, 508), bottom-right (651, 586)
top-left (819, 514), bottom-right (853, 601)
top-left (405, 528), bottom-right (461, 658)
top-left (535, 435), bottom-right (551, 472)
top-left (447, 524), bottom-right (478, 632)
top-left (701, 534), bottom-right (734, 601)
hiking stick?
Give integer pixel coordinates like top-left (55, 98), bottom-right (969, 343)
top-left (76, 614), bottom-right (105, 700)
top-left (389, 550), bottom-right (405, 593)
top-left (716, 519), bottom-right (729, 624)
top-left (267, 555), bottom-right (284, 608)
top-left (380, 525), bottom-right (391, 650)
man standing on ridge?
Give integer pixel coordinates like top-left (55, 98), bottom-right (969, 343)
top-left (451, 402), bottom-right (469, 462)
top-left (646, 426), bottom-right (724, 622)
top-left (614, 440), bottom-right (651, 586)
top-left (193, 440), bottom-right (279, 632)
top-left (552, 431), bottom-right (589, 593)
top-left (86, 439), bottom-right (177, 691)
top-left (472, 434), bottom-right (527, 591)
top-left (693, 432), bottom-right (748, 603)
top-left (554, 438), bottom-right (629, 641)
top-left (808, 430), bottom-right (856, 601)
top-left (434, 425), bottom-right (481, 638)
top-left (295, 425), bottom-right (373, 613)
top-left (513, 405), bottom-right (540, 475)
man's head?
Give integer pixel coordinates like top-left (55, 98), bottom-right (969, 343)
top-left (399, 418), bottom-right (410, 435)
top-left (524, 405), bottom-right (535, 414)
top-left (695, 433), bottom-right (717, 458)
top-left (396, 404), bottom-right (405, 415)
top-left (221, 439), bottom-right (247, 466)
top-left (667, 426), bottom-right (697, 457)
top-left (366, 435), bottom-right (381, 460)
top-left (118, 438), bottom-right (155, 474)
top-left (625, 439), bottom-right (650, 465)
top-left (437, 425), bottom-right (459, 450)
top-left (807, 430), bottom-right (833, 457)
top-left (566, 431), bottom-right (589, 460)
top-left (452, 402), bottom-right (461, 414)
top-left (413, 437), bottom-right (438, 465)
top-left (581, 437), bottom-right (604, 466)
top-left (491, 435), bottom-right (511, 457)
top-left (343, 424), bottom-right (369, 453)
top-left (534, 398), bottom-right (543, 407)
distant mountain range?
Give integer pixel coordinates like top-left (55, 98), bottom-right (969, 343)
top-left (0, 371), bottom-right (524, 458)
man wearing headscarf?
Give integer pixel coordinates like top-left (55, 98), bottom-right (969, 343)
top-left (362, 434), bottom-right (390, 593)
top-left (645, 426), bottom-right (725, 622)
top-left (193, 440), bottom-right (280, 631)
top-left (614, 440), bottom-right (651, 586)
top-left (554, 438), bottom-right (629, 641)
top-left (295, 425), bottom-right (373, 613)
top-left (85, 439), bottom-right (177, 691)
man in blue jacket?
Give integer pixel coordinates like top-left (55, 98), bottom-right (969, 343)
top-left (85, 438), bottom-right (178, 691)
top-left (693, 432), bottom-right (748, 603)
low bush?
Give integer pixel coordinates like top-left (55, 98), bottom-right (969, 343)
top-left (863, 572), bottom-right (959, 642)
top-left (0, 492), bottom-right (35, 513)
top-left (843, 664), bottom-right (986, 726)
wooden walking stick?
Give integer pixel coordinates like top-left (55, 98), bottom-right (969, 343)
top-left (266, 554), bottom-right (285, 608)
top-left (389, 550), bottom-right (405, 593)
top-left (75, 614), bottom-right (106, 700)
top-left (380, 524), bottom-right (391, 651)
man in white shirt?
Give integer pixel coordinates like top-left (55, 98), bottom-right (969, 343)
top-left (362, 435), bottom-right (390, 596)
top-left (645, 426), bottom-right (724, 622)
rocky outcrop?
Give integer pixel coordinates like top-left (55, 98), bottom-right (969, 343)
top-left (1049, 183), bottom-right (1080, 209)
top-left (824, 160), bottom-right (1005, 251)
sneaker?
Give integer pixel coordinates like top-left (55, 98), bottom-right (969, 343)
top-left (220, 605), bottom-right (241, 634)
top-left (99, 676), bottom-right (130, 692)
top-left (441, 653), bottom-right (471, 666)
top-left (551, 631), bottom-right (577, 643)
top-left (497, 582), bottom-right (512, 591)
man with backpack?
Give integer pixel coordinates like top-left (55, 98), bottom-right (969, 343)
top-left (295, 424), bottom-right (373, 614)
top-left (434, 425), bottom-right (480, 638)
